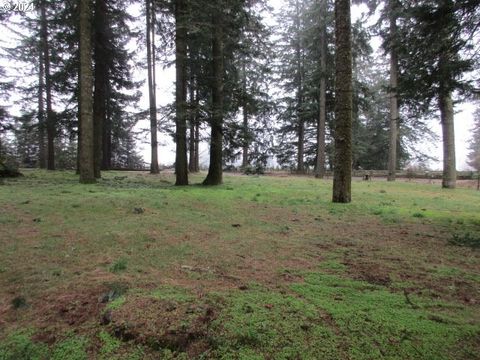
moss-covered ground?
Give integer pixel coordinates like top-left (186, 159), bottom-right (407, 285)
top-left (1, 170), bottom-right (479, 359)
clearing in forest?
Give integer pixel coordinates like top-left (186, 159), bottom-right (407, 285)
top-left (0, 170), bottom-right (479, 359)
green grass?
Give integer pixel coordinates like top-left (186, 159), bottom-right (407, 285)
top-left (291, 273), bottom-right (479, 360)
top-left (0, 331), bottom-right (49, 360)
top-left (0, 332), bottom-right (87, 360)
top-left (0, 170), bottom-right (479, 359)
top-left (209, 286), bottom-right (339, 359)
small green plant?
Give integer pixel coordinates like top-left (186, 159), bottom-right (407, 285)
top-left (0, 332), bottom-right (48, 360)
top-left (448, 233), bottom-right (480, 249)
top-left (99, 331), bottom-right (121, 356)
top-left (412, 212), bottom-right (425, 218)
top-left (106, 296), bottom-right (126, 310)
top-left (51, 336), bottom-right (88, 360)
top-left (372, 208), bottom-right (383, 216)
top-left (11, 296), bottom-right (27, 309)
top-left (109, 258), bottom-right (128, 273)
top-left (151, 285), bottom-right (194, 303)
top-left (103, 281), bottom-right (129, 301)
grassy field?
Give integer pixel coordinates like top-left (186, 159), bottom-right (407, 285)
top-left (0, 170), bottom-right (479, 359)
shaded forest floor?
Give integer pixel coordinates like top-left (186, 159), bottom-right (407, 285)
top-left (0, 170), bottom-right (479, 359)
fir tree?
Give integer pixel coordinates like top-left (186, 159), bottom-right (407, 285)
top-left (467, 107), bottom-right (480, 171)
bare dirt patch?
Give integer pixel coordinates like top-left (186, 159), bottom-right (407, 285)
top-left (107, 295), bottom-right (217, 358)
top-left (344, 260), bottom-right (392, 286)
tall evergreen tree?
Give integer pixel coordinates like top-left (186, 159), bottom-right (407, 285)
top-left (93, 0), bottom-right (108, 178)
top-left (397, 0), bottom-right (480, 188)
top-left (315, 0), bottom-right (328, 178)
top-left (221, 0), bottom-right (274, 170)
top-left (79, 0), bottom-right (95, 183)
top-left (387, 0), bottom-right (399, 181)
top-left (467, 107), bottom-right (480, 171)
top-left (275, 0), bottom-right (309, 171)
top-left (332, 0), bottom-right (353, 203)
top-left (0, 65), bottom-right (12, 161)
top-left (146, 0), bottom-right (159, 174)
top-left (175, 0), bottom-right (189, 185)
top-left (203, 2), bottom-right (224, 185)
top-left (40, 0), bottom-right (55, 170)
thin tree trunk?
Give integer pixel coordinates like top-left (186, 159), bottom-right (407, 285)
top-left (175, 0), bottom-right (188, 185)
top-left (332, 0), bottom-right (353, 203)
top-left (93, 0), bottom-right (107, 178)
top-left (439, 91), bottom-right (456, 189)
top-left (40, 0), bottom-right (55, 170)
top-left (203, 10), bottom-right (224, 185)
top-left (79, 0), bottom-right (95, 183)
top-left (188, 76), bottom-right (196, 172)
top-left (194, 101), bottom-right (200, 172)
top-left (76, 102), bottom-right (81, 174)
top-left (146, 0), bottom-right (159, 174)
top-left (38, 45), bottom-right (47, 169)
top-left (242, 60), bottom-right (249, 168)
top-left (315, 0), bottom-right (327, 179)
top-left (387, 0), bottom-right (399, 181)
top-left (102, 82), bottom-right (112, 169)
top-left (295, 0), bottom-right (304, 174)
top-left (242, 104), bottom-right (249, 168)
top-left (189, 118), bottom-right (195, 172)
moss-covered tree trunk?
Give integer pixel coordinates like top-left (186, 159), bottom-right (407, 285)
top-left (387, 0), bottom-right (399, 182)
top-left (203, 9), bottom-right (224, 186)
top-left (79, 0), bottom-right (95, 183)
top-left (175, 0), bottom-right (189, 185)
top-left (332, 0), bottom-right (352, 203)
top-left (93, 0), bottom-right (107, 178)
top-left (146, 0), bottom-right (159, 174)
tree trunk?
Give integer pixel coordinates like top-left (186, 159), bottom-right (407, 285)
top-left (332, 0), bottom-right (353, 203)
top-left (242, 61), bottom-right (249, 168)
top-left (295, 0), bottom-right (304, 174)
top-left (439, 91), bottom-right (456, 189)
top-left (93, 0), bottom-right (108, 178)
top-left (242, 104), bottom-right (249, 168)
top-left (194, 105), bottom-right (200, 172)
top-left (38, 45), bottom-right (47, 169)
top-left (203, 10), bottom-right (224, 186)
top-left (40, 0), bottom-right (55, 170)
top-left (79, 0), bottom-right (95, 183)
top-left (387, 0), bottom-right (399, 182)
top-left (76, 103), bottom-right (81, 174)
top-left (102, 82), bottom-right (112, 169)
top-left (175, 0), bottom-right (189, 185)
top-left (315, 0), bottom-right (327, 179)
top-left (189, 118), bottom-right (195, 172)
top-left (146, 0), bottom-right (159, 174)
top-left (188, 77), bottom-right (196, 172)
